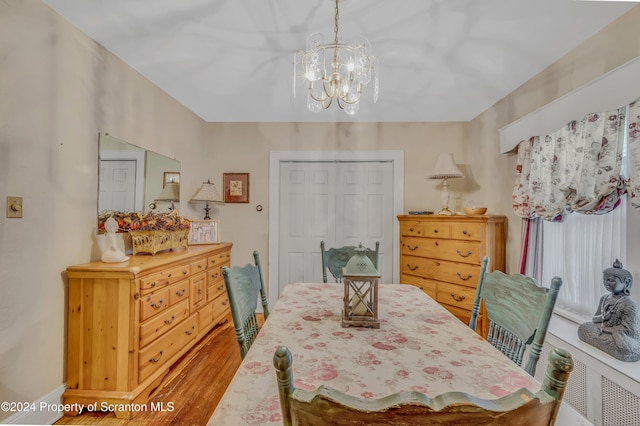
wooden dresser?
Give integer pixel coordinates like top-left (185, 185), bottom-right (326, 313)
top-left (63, 243), bottom-right (232, 419)
top-left (397, 215), bottom-right (505, 327)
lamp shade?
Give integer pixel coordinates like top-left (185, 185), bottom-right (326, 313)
top-left (190, 180), bottom-right (224, 205)
top-left (428, 153), bottom-right (464, 179)
top-left (155, 182), bottom-right (180, 202)
top-left (342, 243), bottom-right (380, 278)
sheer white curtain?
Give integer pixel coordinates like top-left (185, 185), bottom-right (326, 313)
top-left (540, 200), bottom-right (627, 320)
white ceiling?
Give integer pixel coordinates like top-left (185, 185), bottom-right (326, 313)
top-left (42, 0), bottom-right (636, 123)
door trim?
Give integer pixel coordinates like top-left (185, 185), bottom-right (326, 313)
top-left (99, 149), bottom-right (146, 213)
top-left (269, 151), bottom-right (404, 307)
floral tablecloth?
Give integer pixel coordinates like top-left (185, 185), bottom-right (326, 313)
top-left (208, 283), bottom-right (539, 425)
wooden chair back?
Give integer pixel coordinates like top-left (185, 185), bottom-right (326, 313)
top-left (320, 241), bottom-right (380, 283)
top-left (469, 256), bottom-right (562, 376)
top-left (273, 345), bottom-right (573, 426)
top-left (222, 250), bottom-right (269, 359)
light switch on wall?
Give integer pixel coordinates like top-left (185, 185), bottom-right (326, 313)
top-left (7, 196), bottom-right (23, 218)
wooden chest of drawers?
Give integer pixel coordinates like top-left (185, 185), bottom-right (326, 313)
top-left (397, 215), bottom-right (505, 326)
top-left (63, 243), bottom-right (232, 419)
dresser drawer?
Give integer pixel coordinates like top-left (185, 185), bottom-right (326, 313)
top-left (140, 264), bottom-right (191, 293)
top-left (440, 303), bottom-right (472, 325)
top-left (208, 251), bottom-right (231, 269)
top-left (190, 257), bottom-right (208, 275)
top-left (401, 256), bottom-right (480, 288)
top-left (207, 276), bottom-right (227, 302)
top-left (207, 263), bottom-right (227, 286)
top-left (436, 281), bottom-right (476, 311)
top-left (450, 222), bottom-right (484, 242)
top-left (401, 275), bottom-right (437, 299)
top-left (401, 236), bottom-right (482, 265)
top-left (400, 221), bottom-right (425, 237)
top-left (138, 314), bottom-right (198, 383)
top-left (140, 287), bottom-right (170, 321)
top-left (211, 293), bottom-right (230, 324)
top-left (423, 222), bottom-right (452, 239)
top-left (168, 280), bottom-right (189, 306)
top-left (139, 299), bottom-right (189, 348)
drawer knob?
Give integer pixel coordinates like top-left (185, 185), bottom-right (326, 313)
top-left (175, 288), bottom-right (186, 297)
top-left (198, 288), bottom-right (203, 295)
top-left (434, 229), bottom-right (438, 233)
top-left (407, 245), bottom-right (418, 251)
top-left (457, 249), bottom-right (472, 258)
top-left (183, 270), bottom-right (188, 274)
top-left (450, 293), bottom-right (466, 302)
top-left (457, 272), bottom-right (472, 281)
top-left (151, 299), bottom-right (164, 309)
top-left (149, 350), bottom-right (163, 363)
top-left (164, 315), bottom-right (176, 325)
top-left (185, 326), bottom-right (195, 336)
top-left (409, 227), bottom-right (414, 232)
top-left (151, 281), bottom-right (157, 288)
top-left (407, 264), bottom-right (418, 271)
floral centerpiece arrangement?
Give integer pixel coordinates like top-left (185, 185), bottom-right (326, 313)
top-left (98, 210), bottom-right (191, 233)
top-left (98, 211), bottom-right (191, 255)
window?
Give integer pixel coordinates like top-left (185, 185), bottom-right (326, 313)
top-left (536, 108), bottom-right (629, 322)
top-left (540, 198), bottom-right (627, 321)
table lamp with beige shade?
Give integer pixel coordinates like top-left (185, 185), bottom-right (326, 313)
top-left (428, 153), bottom-right (464, 215)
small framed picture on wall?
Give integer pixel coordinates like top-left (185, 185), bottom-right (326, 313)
top-left (188, 220), bottom-right (220, 245)
top-left (163, 171), bottom-right (180, 187)
top-left (223, 173), bottom-right (250, 203)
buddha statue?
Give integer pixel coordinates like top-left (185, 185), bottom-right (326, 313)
top-left (578, 260), bottom-right (640, 362)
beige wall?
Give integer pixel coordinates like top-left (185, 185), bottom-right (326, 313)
top-left (470, 5), bottom-right (640, 274)
top-left (1, 0), bottom-right (639, 422)
top-left (0, 1), bottom-right (208, 421)
top-left (206, 122), bottom-right (469, 267)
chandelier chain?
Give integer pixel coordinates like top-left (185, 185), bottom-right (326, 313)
top-left (334, 0), bottom-right (340, 46)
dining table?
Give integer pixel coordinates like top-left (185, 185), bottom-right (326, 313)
top-left (208, 282), bottom-right (592, 425)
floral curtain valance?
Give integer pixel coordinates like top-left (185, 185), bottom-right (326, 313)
top-left (512, 104), bottom-right (628, 222)
top-left (628, 98), bottom-right (640, 209)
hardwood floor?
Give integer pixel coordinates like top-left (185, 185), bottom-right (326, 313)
top-left (55, 320), bottom-right (243, 425)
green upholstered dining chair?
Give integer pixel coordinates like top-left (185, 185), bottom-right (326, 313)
top-left (273, 345), bottom-right (573, 426)
top-left (320, 241), bottom-right (380, 283)
top-left (222, 250), bottom-right (270, 359)
top-left (469, 256), bottom-right (562, 376)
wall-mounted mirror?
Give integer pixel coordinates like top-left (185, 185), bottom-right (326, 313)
top-left (98, 132), bottom-right (181, 226)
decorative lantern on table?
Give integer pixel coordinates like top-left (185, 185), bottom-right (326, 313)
top-left (342, 243), bottom-right (380, 329)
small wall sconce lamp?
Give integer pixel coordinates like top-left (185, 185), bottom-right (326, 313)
top-left (190, 180), bottom-right (224, 219)
top-left (428, 153), bottom-right (464, 215)
top-left (342, 243), bottom-right (380, 329)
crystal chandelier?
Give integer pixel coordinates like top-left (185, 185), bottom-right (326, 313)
top-left (293, 0), bottom-right (379, 115)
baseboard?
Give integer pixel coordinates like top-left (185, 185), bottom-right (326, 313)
top-left (3, 385), bottom-right (65, 425)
